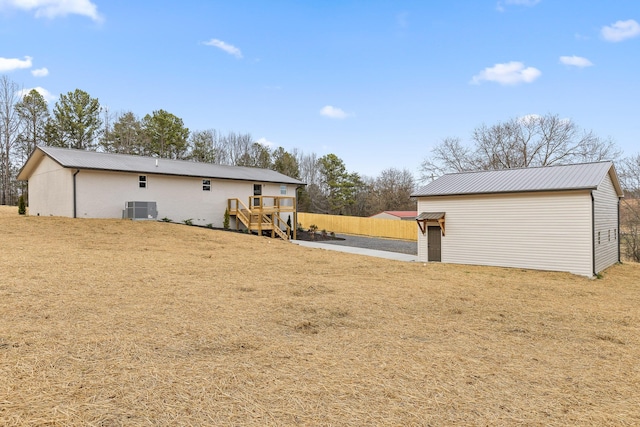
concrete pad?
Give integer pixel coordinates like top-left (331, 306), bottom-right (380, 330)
top-left (292, 240), bottom-right (418, 262)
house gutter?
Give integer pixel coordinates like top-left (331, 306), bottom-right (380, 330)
top-left (591, 191), bottom-right (596, 277)
top-left (73, 169), bottom-right (80, 218)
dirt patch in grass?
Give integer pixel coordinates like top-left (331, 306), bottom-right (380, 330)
top-left (1, 206), bottom-right (639, 425)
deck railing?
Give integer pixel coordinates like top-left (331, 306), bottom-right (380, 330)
top-left (228, 196), bottom-right (296, 240)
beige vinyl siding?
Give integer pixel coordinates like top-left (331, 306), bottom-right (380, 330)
top-left (417, 191), bottom-right (593, 276)
top-left (27, 156), bottom-right (74, 217)
top-left (593, 173), bottom-right (620, 273)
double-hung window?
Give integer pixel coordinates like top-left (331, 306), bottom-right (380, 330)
top-left (139, 175), bottom-right (147, 188)
top-left (203, 179), bottom-right (211, 191)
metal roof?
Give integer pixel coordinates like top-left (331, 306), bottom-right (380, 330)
top-left (416, 212), bottom-right (445, 220)
top-left (18, 146), bottom-right (305, 185)
top-left (411, 162), bottom-right (623, 198)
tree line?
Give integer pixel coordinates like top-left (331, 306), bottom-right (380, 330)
top-left (2, 75), bottom-right (638, 260)
top-left (0, 75), bottom-right (416, 216)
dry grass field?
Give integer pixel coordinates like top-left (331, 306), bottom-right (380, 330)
top-left (1, 206), bottom-right (639, 426)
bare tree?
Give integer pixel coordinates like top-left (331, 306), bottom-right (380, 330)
top-left (219, 132), bottom-right (253, 165)
top-left (618, 154), bottom-right (640, 262)
top-left (371, 168), bottom-right (416, 213)
top-left (421, 113), bottom-right (621, 182)
top-left (0, 76), bottom-right (22, 205)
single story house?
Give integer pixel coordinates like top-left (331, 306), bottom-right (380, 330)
top-left (17, 146), bottom-right (304, 238)
top-left (411, 162), bottom-right (623, 277)
top-left (369, 211), bottom-right (417, 221)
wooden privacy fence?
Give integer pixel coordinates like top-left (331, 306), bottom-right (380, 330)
top-left (297, 213), bottom-right (417, 241)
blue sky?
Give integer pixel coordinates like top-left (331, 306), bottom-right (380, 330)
top-left (1, 0), bottom-right (638, 177)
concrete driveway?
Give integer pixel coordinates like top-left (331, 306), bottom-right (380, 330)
top-left (292, 234), bottom-right (418, 262)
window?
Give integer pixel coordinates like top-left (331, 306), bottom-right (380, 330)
top-left (280, 185), bottom-right (287, 195)
top-left (139, 175), bottom-right (147, 188)
top-left (202, 179), bottom-right (211, 191)
top-left (598, 231), bottom-right (601, 245)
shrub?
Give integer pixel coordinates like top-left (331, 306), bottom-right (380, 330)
top-left (308, 224), bottom-right (318, 240)
top-left (18, 195), bottom-right (26, 215)
top-left (223, 208), bottom-right (230, 230)
top-left (206, 223), bottom-right (213, 229)
top-left (161, 217), bottom-right (172, 222)
top-left (183, 218), bottom-right (193, 226)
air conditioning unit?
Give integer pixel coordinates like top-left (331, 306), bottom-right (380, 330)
top-left (123, 201), bottom-right (158, 220)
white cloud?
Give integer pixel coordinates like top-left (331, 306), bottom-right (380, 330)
top-left (559, 55), bottom-right (593, 68)
top-left (203, 39), bottom-right (243, 58)
top-left (601, 19), bottom-right (640, 42)
top-left (0, 55), bottom-right (32, 72)
top-left (256, 137), bottom-right (274, 148)
top-left (320, 105), bottom-right (349, 119)
top-left (18, 87), bottom-right (56, 102)
top-left (471, 61), bottom-right (541, 85)
top-left (31, 67), bottom-right (49, 77)
top-left (1, 0), bottom-right (102, 21)
top-left (518, 114), bottom-right (541, 125)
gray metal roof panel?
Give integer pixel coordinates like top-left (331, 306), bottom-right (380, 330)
top-left (411, 162), bottom-right (618, 197)
top-left (417, 212), bottom-right (445, 220)
top-left (37, 146), bottom-right (305, 185)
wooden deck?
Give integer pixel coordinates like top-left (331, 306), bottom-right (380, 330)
top-left (228, 196), bottom-right (296, 240)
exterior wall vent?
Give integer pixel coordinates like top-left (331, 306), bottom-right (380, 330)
top-left (123, 201), bottom-right (158, 220)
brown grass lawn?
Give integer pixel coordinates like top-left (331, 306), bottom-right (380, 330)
top-left (1, 206), bottom-right (639, 426)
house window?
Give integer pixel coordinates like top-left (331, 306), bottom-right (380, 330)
top-left (280, 185), bottom-right (287, 195)
top-left (202, 179), bottom-right (211, 191)
top-left (139, 175), bottom-right (147, 188)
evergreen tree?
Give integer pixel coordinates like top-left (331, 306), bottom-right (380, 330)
top-left (50, 89), bottom-right (102, 150)
top-left (18, 194), bottom-right (26, 215)
top-left (142, 109), bottom-right (189, 159)
top-left (272, 147), bottom-right (300, 179)
top-left (15, 89), bottom-right (49, 161)
top-left (99, 111), bottom-right (145, 155)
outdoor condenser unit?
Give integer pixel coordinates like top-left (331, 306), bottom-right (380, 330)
top-left (123, 201), bottom-right (158, 220)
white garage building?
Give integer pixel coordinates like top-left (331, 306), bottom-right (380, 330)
top-left (411, 162), bottom-right (623, 277)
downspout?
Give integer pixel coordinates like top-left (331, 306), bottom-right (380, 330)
top-left (618, 198), bottom-right (621, 263)
top-left (591, 191), bottom-right (596, 277)
top-left (73, 169), bottom-right (80, 218)
top-left (294, 185), bottom-right (302, 240)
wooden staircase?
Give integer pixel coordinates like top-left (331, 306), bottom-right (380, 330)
top-left (228, 196), bottom-right (296, 240)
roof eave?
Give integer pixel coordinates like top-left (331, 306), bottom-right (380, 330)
top-left (64, 165), bottom-right (304, 185)
top-left (412, 187), bottom-right (597, 198)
